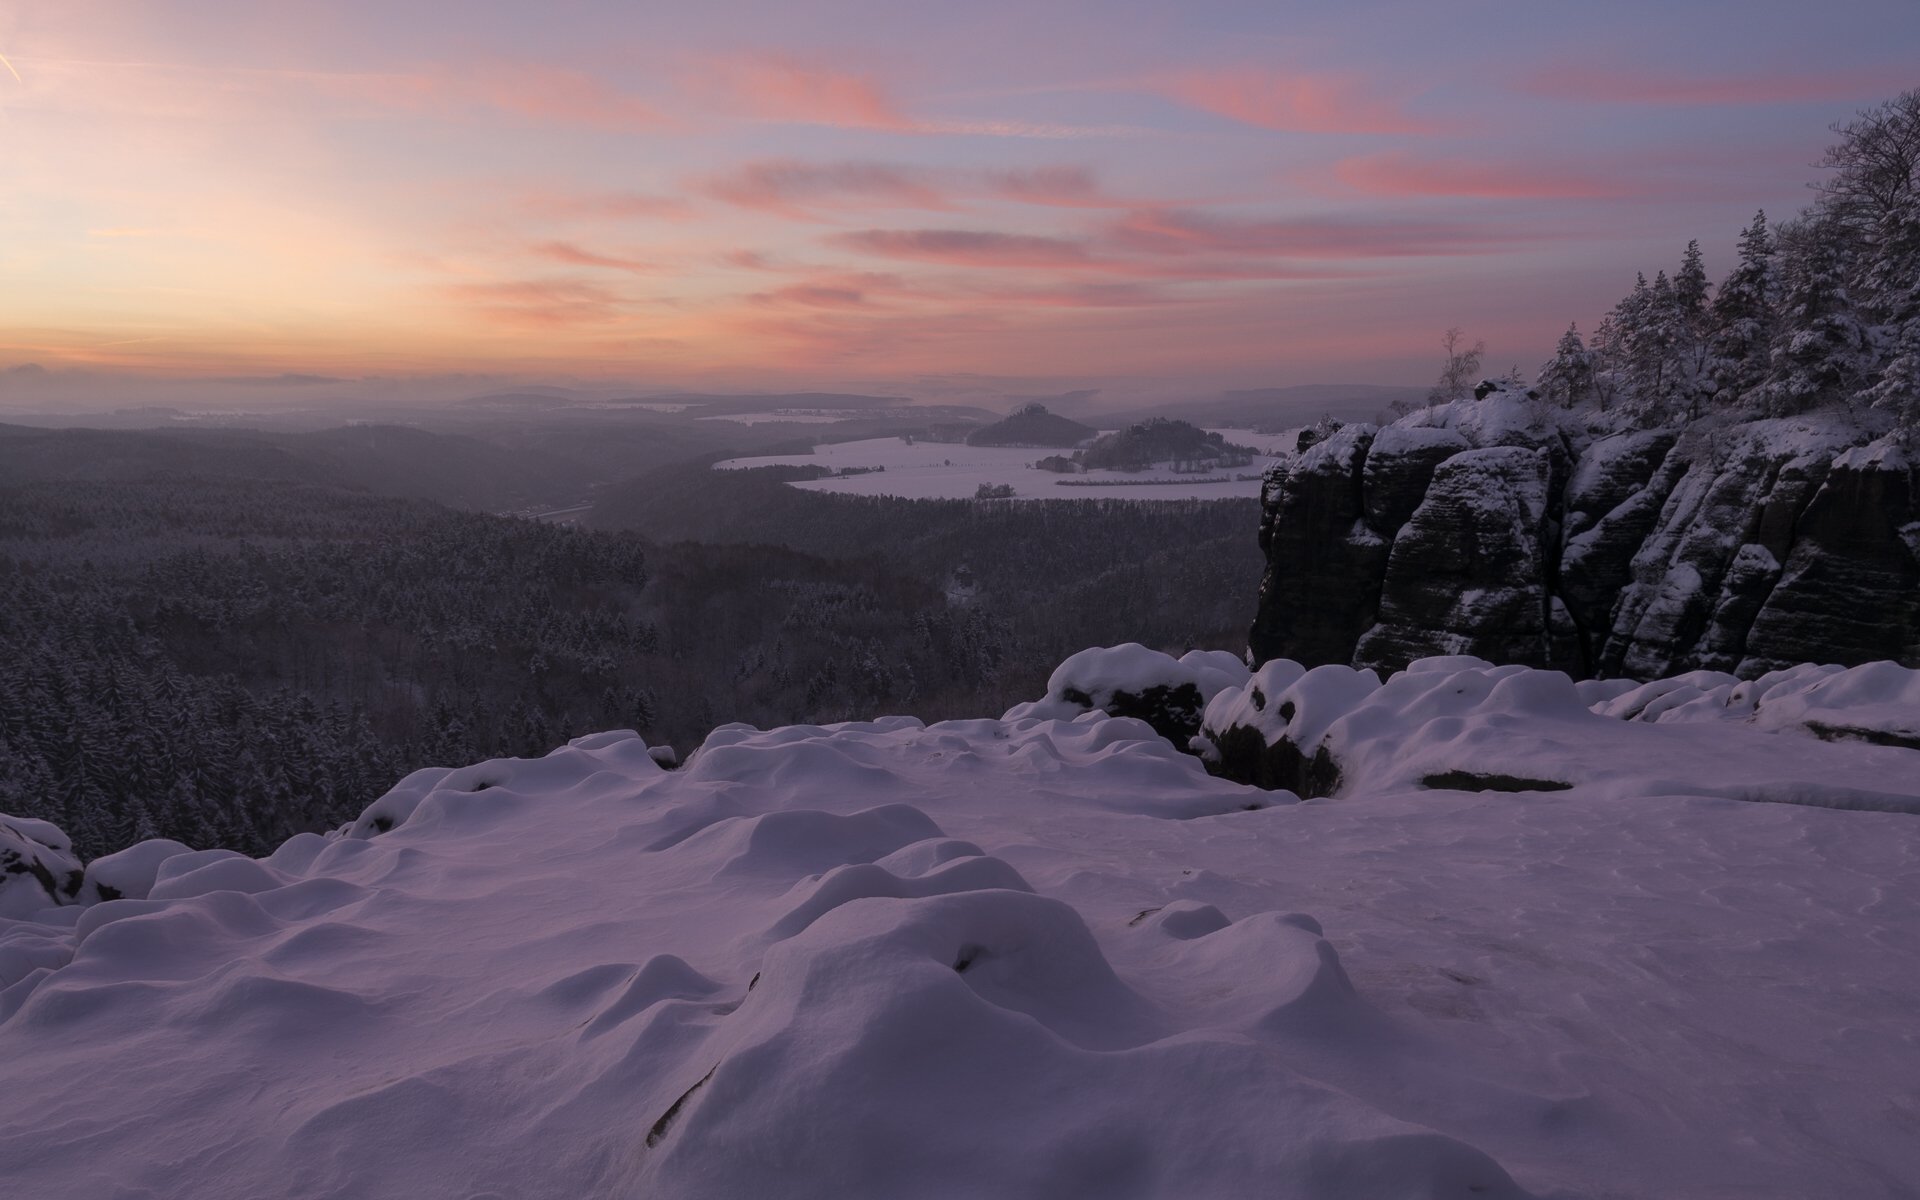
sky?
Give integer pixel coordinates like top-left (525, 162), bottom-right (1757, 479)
top-left (1, 0), bottom-right (1915, 403)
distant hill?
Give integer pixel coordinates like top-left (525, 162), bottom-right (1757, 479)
top-left (1079, 419), bottom-right (1254, 471)
top-left (0, 422), bottom-right (583, 512)
top-left (965, 404), bottom-right (1095, 448)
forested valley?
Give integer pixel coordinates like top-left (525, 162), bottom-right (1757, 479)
top-left (1, 470), bottom-right (1260, 859)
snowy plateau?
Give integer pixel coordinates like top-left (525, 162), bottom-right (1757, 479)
top-left (3, 649), bottom-right (1919, 1199)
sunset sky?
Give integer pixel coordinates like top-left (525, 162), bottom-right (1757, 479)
top-left (3, 0), bottom-right (1915, 399)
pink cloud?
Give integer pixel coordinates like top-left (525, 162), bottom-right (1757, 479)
top-left (748, 284), bottom-right (878, 310)
top-left (972, 281), bottom-right (1177, 309)
top-left (699, 160), bottom-right (956, 218)
top-left (829, 222), bottom-right (1375, 281)
top-left (1157, 68), bottom-right (1439, 134)
top-left (1523, 65), bottom-right (1906, 106)
top-left (1334, 153), bottom-right (1628, 199)
top-left (687, 55), bottom-right (910, 130)
top-left (528, 242), bottom-right (653, 272)
top-left (828, 228), bottom-right (1094, 268)
top-left (983, 166), bottom-right (1108, 207)
top-left (1108, 208), bottom-right (1523, 259)
top-left (696, 159), bottom-right (1145, 219)
top-left (442, 279), bottom-right (631, 328)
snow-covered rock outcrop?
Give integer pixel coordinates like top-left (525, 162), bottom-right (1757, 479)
top-left (1001, 643), bottom-right (1249, 742)
top-left (1197, 653), bottom-right (1920, 810)
top-left (1250, 391), bottom-right (1919, 678)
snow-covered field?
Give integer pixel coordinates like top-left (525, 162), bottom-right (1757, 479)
top-left (697, 411), bottom-right (872, 425)
top-left (714, 428), bottom-right (1293, 500)
top-left (2, 654), bottom-right (1917, 1198)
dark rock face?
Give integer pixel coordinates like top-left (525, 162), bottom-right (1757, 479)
top-left (1354, 447), bottom-right (1555, 668)
top-left (1250, 403), bottom-right (1919, 679)
top-left (1248, 425), bottom-right (1390, 669)
top-left (1740, 449), bottom-right (1920, 672)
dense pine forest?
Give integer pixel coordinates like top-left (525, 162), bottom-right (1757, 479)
top-left (0, 473), bottom-right (1260, 859)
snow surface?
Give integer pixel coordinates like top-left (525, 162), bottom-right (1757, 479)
top-left (3, 658), bottom-right (1919, 1197)
top-left (714, 429), bottom-right (1289, 501)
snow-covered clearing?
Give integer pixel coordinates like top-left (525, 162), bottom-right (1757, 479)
top-left (714, 428), bottom-right (1294, 500)
top-left (2, 655), bottom-right (1917, 1198)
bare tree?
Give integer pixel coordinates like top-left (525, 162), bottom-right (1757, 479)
top-left (1816, 89), bottom-right (1920, 235)
top-left (1428, 327), bottom-right (1486, 406)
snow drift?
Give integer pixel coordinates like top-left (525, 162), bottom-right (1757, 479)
top-left (3, 656), bottom-right (1919, 1198)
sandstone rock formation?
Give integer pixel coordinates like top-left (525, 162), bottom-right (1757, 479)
top-left (1249, 388), bottom-right (1919, 679)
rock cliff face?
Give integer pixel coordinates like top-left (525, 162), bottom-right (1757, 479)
top-left (1249, 391), bottom-right (1920, 679)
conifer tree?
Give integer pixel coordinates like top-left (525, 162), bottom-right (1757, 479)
top-left (1706, 211), bottom-right (1777, 409)
top-left (1763, 218), bottom-right (1871, 416)
top-left (1537, 323), bottom-right (1596, 408)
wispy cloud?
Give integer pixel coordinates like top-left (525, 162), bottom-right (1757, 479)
top-left (829, 228), bottom-right (1096, 268)
top-left (1156, 68), bottom-right (1440, 134)
top-left (1333, 153), bottom-right (1627, 199)
top-left (699, 160), bottom-right (958, 218)
top-left (1107, 208), bottom-right (1524, 259)
top-left (684, 54), bottom-right (912, 130)
top-left (528, 241), bottom-right (654, 272)
top-left (695, 159), bottom-right (1148, 219)
top-left (441, 279), bottom-right (634, 328)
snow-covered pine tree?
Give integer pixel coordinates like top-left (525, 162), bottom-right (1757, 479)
top-left (1706, 211), bottom-right (1777, 411)
top-left (1762, 217), bottom-right (1872, 416)
top-left (1671, 241), bottom-right (1714, 416)
top-left (1619, 270), bottom-right (1683, 423)
top-left (1537, 323), bottom-right (1596, 408)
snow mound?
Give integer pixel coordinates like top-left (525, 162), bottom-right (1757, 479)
top-left (1594, 658), bottom-right (1920, 747)
top-left (1002, 643), bottom-right (1250, 742)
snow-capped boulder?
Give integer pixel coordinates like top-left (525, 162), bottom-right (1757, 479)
top-left (0, 815), bottom-right (83, 919)
top-left (1002, 644), bottom-right (1250, 744)
top-left (79, 838), bottom-right (195, 903)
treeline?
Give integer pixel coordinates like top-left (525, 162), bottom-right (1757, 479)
top-left (1530, 90), bottom-right (1920, 430)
